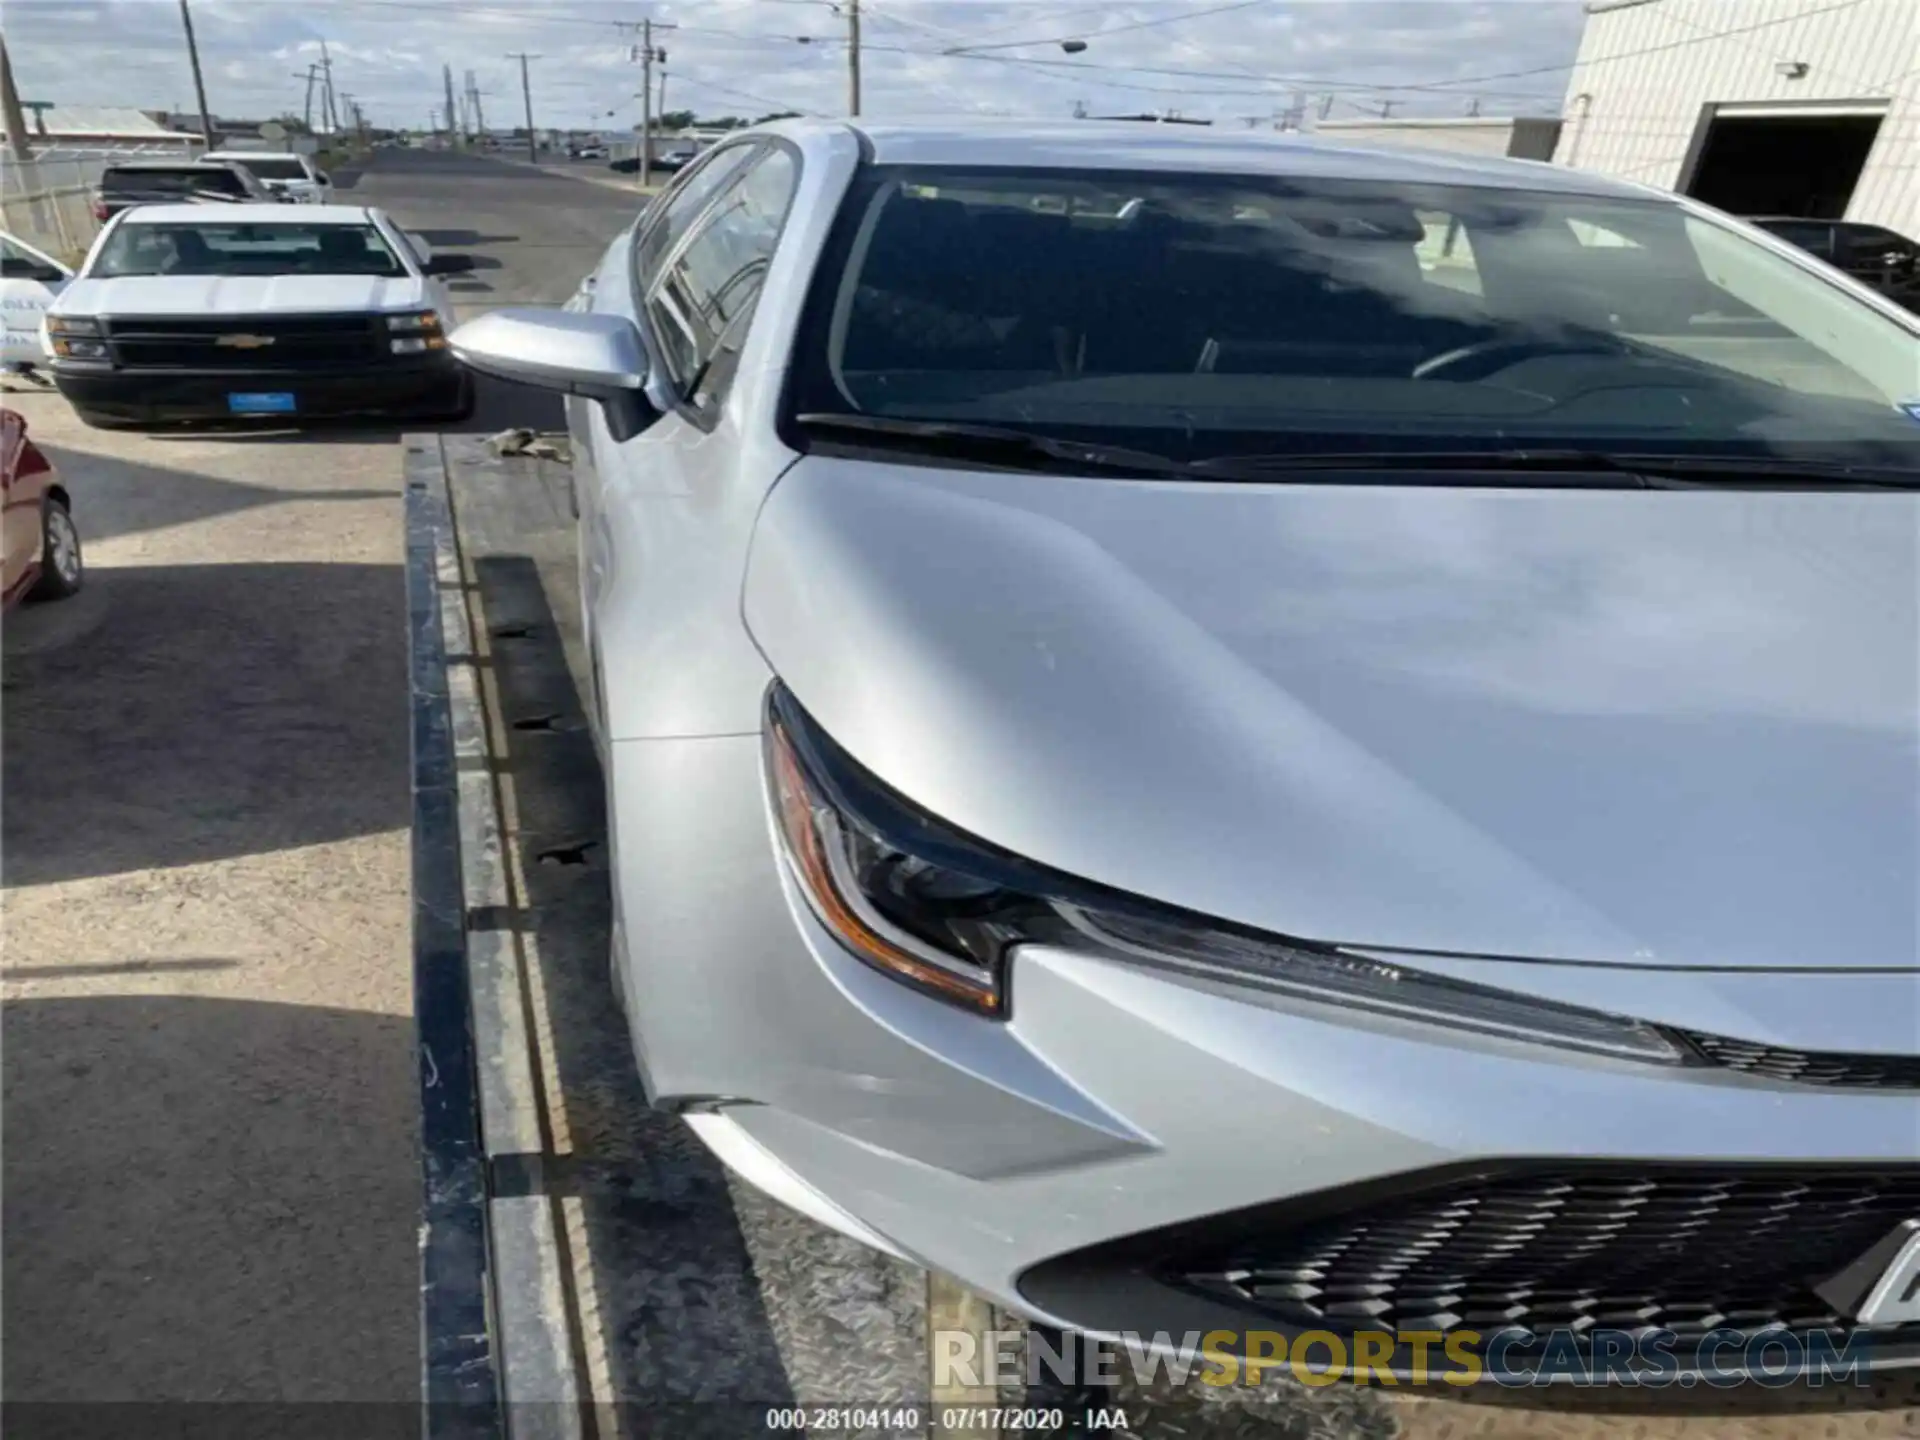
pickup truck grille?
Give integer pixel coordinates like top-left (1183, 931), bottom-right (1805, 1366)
top-left (103, 314), bottom-right (383, 370)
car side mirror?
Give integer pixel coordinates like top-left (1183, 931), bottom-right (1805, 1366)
top-left (422, 253), bottom-right (475, 276)
top-left (316, 171), bottom-right (331, 185)
top-left (450, 308), bottom-right (666, 442)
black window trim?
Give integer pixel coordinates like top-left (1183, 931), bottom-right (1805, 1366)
top-left (632, 134), bottom-right (805, 434)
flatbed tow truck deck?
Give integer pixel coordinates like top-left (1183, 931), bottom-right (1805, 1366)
top-left (403, 434), bottom-right (1915, 1440)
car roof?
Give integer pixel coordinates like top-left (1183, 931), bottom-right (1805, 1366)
top-left (112, 202), bottom-right (378, 225)
top-left (765, 117), bottom-right (1659, 200)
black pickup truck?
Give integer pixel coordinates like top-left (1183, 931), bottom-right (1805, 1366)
top-left (1751, 216), bottom-right (1920, 313)
top-left (90, 161), bottom-right (276, 224)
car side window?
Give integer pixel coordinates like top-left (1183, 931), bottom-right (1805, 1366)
top-left (644, 147), bottom-right (799, 415)
top-left (633, 143), bottom-right (759, 287)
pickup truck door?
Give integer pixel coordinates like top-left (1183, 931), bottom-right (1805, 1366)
top-left (0, 234), bottom-right (71, 366)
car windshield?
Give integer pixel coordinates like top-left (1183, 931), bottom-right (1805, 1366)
top-left (786, 166), bottom-right (1920, 468)
top-left (227, 157), bottom-right (308, 181)
top-left (104, 167), bottom-right (247, 197)
top-left (91, 221), bottom-right (407, 278)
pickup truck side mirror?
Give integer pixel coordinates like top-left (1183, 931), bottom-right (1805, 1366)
top-left (316, 172), bottom-right (331, 186)
top-left (422, 253), bottom-right (475, 276)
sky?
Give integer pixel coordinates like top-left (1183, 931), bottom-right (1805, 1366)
top-left (5, 0), bottom-right (1591, 133)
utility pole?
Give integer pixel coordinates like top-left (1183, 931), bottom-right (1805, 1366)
top-left (443, 64), bottom-right (461, 148)
top-left (847, 0), bottom-right (862, 116)
top-left (1379, 99), bottom-right (1399, 119)
top-left (508, 52), bottom-right (539, 164)
top-left (0, 35), bottom-right (34, 161)
top-left (178, 0), bottom-right (215, 145)
top-left (320, 40), bottom-right (338, 134)
top-left (631, 19), bottom-right (675, 190)
top-left (294, 65), bottom-right (321, 132)
top-left (467, 70), bottom-right (485, 142)
top-left (1318, 93), bottom-right (1336, 121)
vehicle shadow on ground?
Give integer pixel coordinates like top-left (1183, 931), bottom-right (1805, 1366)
top-left (3, 560), bottom-right (408, 886)
top-left (24, 439), bottom-right (392, 544)
top-left (414, 230), bottom-right (520, 248)
top-left (1, 992), bottom-right (417, 1405)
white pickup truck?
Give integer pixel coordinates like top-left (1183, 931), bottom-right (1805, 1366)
top-left (43, 202), bottom-right (474, 427)
top-left (204, 149), bottom-right (335, 206)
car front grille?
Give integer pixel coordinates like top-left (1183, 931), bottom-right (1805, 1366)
top-left (1682, 1031), bottom-right (1920, 1090)
top-left (103, 314), bottom-right (381, 370)
top-left (1175, 1166), bottom-right (1920, 1345)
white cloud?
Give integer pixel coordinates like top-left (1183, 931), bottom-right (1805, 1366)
top-left (5, 0), bottom-right (1588, 130)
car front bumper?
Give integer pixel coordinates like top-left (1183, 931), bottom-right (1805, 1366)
top-left (51, 357), bottom-right (467, 423)
top-left (609, 734), bottom-right (1920, 1383)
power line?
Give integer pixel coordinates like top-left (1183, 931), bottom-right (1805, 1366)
top-left (669, 73), bottom-right (816, 118)
top-left (941, 0), bottom-right (1272, 55)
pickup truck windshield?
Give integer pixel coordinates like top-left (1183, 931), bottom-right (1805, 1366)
top-left (786, 167), bottom-right (1920, 468)
top-left (91, 221), bottom-right (407, 279)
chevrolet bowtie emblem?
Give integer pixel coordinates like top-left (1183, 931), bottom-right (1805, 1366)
top-left (215, 333), bottom-right (276, 349)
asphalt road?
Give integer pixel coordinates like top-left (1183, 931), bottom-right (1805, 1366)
top-left (1, 148), bottom-right (635, 1412)
top-left (345, 146), bottom-right (649, 433)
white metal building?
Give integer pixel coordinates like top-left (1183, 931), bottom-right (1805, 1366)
top-left (1314, 116), bottom-right (1565, 161)
top-left (1551, 0), bottom-right (1918, 236)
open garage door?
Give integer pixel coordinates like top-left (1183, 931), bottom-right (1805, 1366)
top-left (1684, 109), bottom-right (1884, 219)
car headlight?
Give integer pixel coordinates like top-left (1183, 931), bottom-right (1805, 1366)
top-left (46, 315), bottom-right (102, 337)
top-left (764, 682), bottom-right (1689, 1063)
top-left (386, 310), bottom-right (443, 333)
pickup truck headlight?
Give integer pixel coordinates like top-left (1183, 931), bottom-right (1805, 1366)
top-left (764, 682), bottom-right (1689, 1063)
top-left (386, 312), bottom-right (447, 353)
top-left (45, 316), bottom-right (107, 360)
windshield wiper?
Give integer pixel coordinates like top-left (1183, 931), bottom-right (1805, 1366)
top-left (794, 413), bottom-right (1194, 479)
top-left (1188, 449), bottom-right (1920, 489)
top-left (797, 420), bottom-right (1920, 491)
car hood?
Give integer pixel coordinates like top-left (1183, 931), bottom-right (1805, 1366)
top-left (744, 456), bottom-right (1919, 972)
top-left (55, 273), bottom-right (426, 317)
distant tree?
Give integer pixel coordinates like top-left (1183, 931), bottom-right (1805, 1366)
top-left (274, 112), bottom-right (313, 135)
top-left (657, 109), bottom-right (696, 130)
top-left (754, 111), bottom-right (801, 124)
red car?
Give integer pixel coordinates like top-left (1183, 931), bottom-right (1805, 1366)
top-left (2, 408), bottom-right (83, 610)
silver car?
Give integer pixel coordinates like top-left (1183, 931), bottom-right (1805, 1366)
top-left (452, 120), bottom-right (1920, 1382)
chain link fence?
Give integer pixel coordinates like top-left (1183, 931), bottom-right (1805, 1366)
top-left (3, 144), bottom-right (209, 264)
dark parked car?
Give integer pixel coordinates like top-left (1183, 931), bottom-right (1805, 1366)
top-left (1751, 216), bottom-right (1920, 310)
top-left (90, 161), bottom-right (276, 224)
top-left (608, 151), bottom-right (689, 176)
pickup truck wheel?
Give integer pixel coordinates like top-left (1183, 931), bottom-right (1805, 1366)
top-left (28, 495), bottom-right (83, 601)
